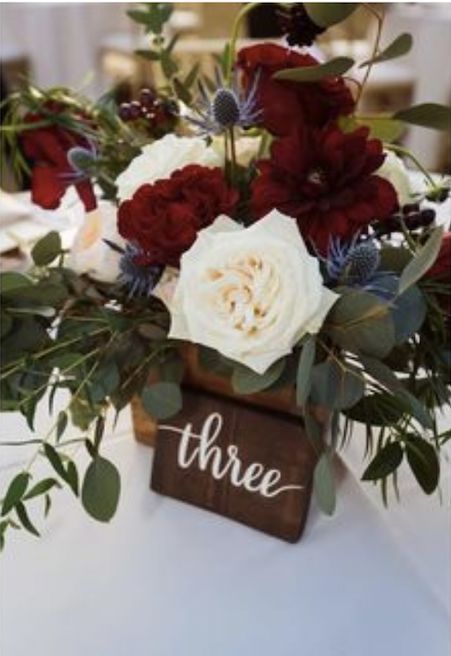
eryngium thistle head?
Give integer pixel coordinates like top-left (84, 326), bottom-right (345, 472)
top-left (212, 88), bottom-right (240, 127)
top-left (119, 243), bottom-right (163, 298)
top-left (344, 241), bottom-right (380, 285)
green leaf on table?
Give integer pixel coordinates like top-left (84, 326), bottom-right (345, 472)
top-left (31, 231), bottom-right (62, 266)
top-left (274, 57), bottom-right (354, 83)
top-left (304, 3), bottom-right (359, 27)
top-left (398, 226), bottom-right (444, 295)
top-left (390, 285), bottom-right (426, 343)
top-left (1, 472), bottom-right (30, 516)
top-left (81, 456), bottom-right (120, 522)
top-left (296, 336), bottom-right (316, 407)
top-left (141, 382), bottom-right (182, 420)
top-left (313, 453), bottom-right (336, 515)
top-left (394, 103), bottom-right (451, 130)
top-left (325, 290), bottom-right (395, 358)
top-left (362, 442), bottom-right (403, 480)
top-left (360, 33), bottom-right (412, 67)
top-left (231, 359), bottom-right (285, 395)
top-left (405, 436), bottom-right (439, 494)
top-left (310, 360), bottom-right (364, 410)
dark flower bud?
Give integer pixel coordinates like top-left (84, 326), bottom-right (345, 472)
top-left (118, 103), bottom-right (132, 121)
top-left (129, 101), bottom-right (142, 119)
top-left (139, 88), bottom-right (155, 109)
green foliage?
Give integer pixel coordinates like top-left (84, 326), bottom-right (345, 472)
top-left (404, 436), bottom-right (439, 494)
top-left (362, 442), bottom-right (403, 480)
top-left (81, 456), bottom-right (120, 522)
top-left (304, 3), bottom-right (359, 27)
top-left (394, 103), bottom-right (451, 131)
top-left (274, 57), bottom-right (354, 83)
top-left (231, 359), bottom-right (285, 395)
top-left (360, 33), bottom-right (412, 67)
top-left (310, 360), bottom-right (364, 410)
top-left (31, 231), bottom-right (62, 266)
top-left (141, 382), bottom-right (182, 420)
top-left (296, 336), bottom-right (316, 407)
top-left (398, 226), bottom-right (444, 294)
top-left (313, 453), bottom-right (336, 515)
top-left (325, 290), bottom-right (395, 359)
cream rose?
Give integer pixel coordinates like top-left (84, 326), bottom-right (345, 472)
top-left (377, 151), bottom-right (412, 206)
top-left (168, 210), bottom-right (338, 374)
top-left (115, 134), bottom-right (222, 201)
top-left (68, 201), bottom-right (125, 283)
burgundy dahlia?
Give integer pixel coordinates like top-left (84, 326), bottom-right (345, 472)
top-left (251, 123), bottom-right (398, 253)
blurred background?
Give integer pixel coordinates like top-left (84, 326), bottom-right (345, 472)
top-left (1, 2), bottom-right (450, 181)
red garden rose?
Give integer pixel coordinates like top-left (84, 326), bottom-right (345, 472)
top-left (427, 232), bottom-right (451, 280)
top-left (251, 123), bottom-right (398, 253)
top-left (21, 102), bottom-right (97, 212)
top-left (237, 43), bottom-right (354, 136)
top-left (117, 164), bottom-right (238, 267)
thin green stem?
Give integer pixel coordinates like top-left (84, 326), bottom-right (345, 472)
top-left (228, 127), bottom-right (237, 185)
top-left (226, 2), bottom-right (258, 85)
top-left (356, 5), bottom-right (384, 107)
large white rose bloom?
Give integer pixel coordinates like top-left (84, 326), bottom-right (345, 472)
top-left (115, 134), bottom-right (222, 201)
top-left (168, 210), bottom-right (339, 374)
top-left (68, 201), bottom-right (125, 283)
top-left (377, 151), bottom-right (412, 207)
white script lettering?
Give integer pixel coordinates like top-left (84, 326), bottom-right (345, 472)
top-left (159, 413), bottom-right (303, 499)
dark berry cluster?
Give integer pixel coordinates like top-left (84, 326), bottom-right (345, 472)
top-left (277, 3), bottom-right (326, 48)
top-left (118, 88), bottom-right (178, 136)
top-left (373, 203), bottom-right (436, 237)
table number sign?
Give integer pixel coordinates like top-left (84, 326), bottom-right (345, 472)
top-left (151, 390), bottom-right (317, 542)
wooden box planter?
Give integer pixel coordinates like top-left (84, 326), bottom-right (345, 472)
top-left (131, 346), bottom-right (328, 542)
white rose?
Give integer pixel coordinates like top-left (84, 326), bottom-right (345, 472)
top-left (377, 151), bottom-right (412, 206)
top-left (115, 134), bottom-right (222, 201)
top-left (168, 209), bottom-right (338, 374)
top-left (68, 201), bottom-right (125, 283)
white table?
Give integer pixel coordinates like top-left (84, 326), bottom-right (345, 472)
top-left (0, 388), bottom-right (450, 656)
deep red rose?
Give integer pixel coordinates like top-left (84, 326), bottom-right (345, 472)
top-left (427, 232), bottom-right (451, 279)
top-left (118, 165), bottom-right (238, 267)
top-left (251, 123), bottom-right (398, 253)
top-left (237, 43), bottom-right (354, 136)
top-left (21, 102), bottom-right (96, 212)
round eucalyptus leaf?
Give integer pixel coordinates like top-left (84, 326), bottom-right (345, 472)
top-left (31, 231), bottom-right (62, 266)
top-left (304, 3), bottom-right (358, 27)
top-left (231, 359), bottom-right (285, 395)
top-left (81, 456), bottom-right (120, 523)
top-left (141, 382), bottom-right (182, 420)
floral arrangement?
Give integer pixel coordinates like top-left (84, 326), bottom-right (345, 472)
top-left (1, 3), bottom-right (450, 547)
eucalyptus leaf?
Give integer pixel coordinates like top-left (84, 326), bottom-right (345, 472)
top-left (56, 411), bottom-right (68, 442)
top-left (340, 116), bottom-right (406, 142)
top-left (296, 336), bottom-right (316, 407)
top-left (232, 359), bottom-right (285, 395)
top-left (1, 472), bottom-right (30, 516)
top-left (391, 285), bottom-right (426, 343)
top-left (359, 355), bottom-right (403, 393)
top-left (0, 272), bottom-right (32, 294)
top-left (81, 456), bottom-right (120, 522)
top-left (313, 453), bottom-right (336, 515)
top-left (326, 290), bottom-right (395, 358)
top-left (274, 57), bottom-right (354, 83)
top-left (304, 3), bottom-right (358, 27)
top-left (44, 443), bottom-right (67, 480)
top-left (310, 360), bottom-right (364, 410)
top-left (23, 478), bottom-right (60, 500)
top-left (362, 442), bottom-right (403, 480)
top-left (394, 103), bottom-right (451, 131)
top-left (141, 382), bottom-right (182, 420)
top-left (16, 502), bottom-right (40, 537)
top-left (405, 437), bottom-right (439, 494)
top-left (398, 390), bottom-right (433, 429)
top-left (31, 231), bottom-right (62, 266)
top-left (360, 33), bottom-right (412, 67)
top-left (344, 392), bottom-right (405, 426)
top-left (398, 226), bottom-right (444, 294)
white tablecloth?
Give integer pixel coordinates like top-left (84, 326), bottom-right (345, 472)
top-left (0, 396), bottom-right (450, 656)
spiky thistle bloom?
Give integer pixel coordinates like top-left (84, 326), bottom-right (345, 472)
top-left (63, 141), bottom-right (98, 184)
top-left (322, 235), bottom-right (397, 300)
top-left (115, 242), bottom-right (163, 298)
top-left (187, 69), bottom-right (261, 136)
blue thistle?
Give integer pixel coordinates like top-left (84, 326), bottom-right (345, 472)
top-left (109, 242), bottom-right (163, 298)
top-left (62, 141), bottom-right (98, 184)
top-left (187, 68), bottom-right (261, 136)
top-left (323, 235), bottom-right (398, 300)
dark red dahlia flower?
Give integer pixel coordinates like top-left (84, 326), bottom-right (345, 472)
top-left (251, 123), bottom-right (398, 252)
top-left (118, 165), bottom-right (238, 267)
top-left (237, 43), bottom-right (354, 136)
top-left (21, 102), bottom-right (97, 212)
